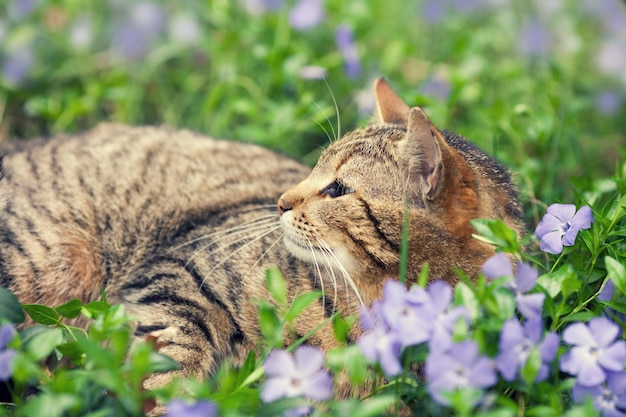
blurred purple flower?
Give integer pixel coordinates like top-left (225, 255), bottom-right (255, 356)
top-left (289, 0), bottom-right (324, 31)
top-left (426, 340), bottom-right (497, 406)
top-left (111, 24), bottom-right (149, 60)
top-left (335, 25), bottom-right (361, 78)
top-left (452, 0), bottom-right (483, 13)
top-left (243, 0), bottom-right (284, 15)
top-left (358, 301), bottom-right (403, 376)
top-left (572, 372), bottom-right (626, 417)
top-left (421, 0), bottom-right (446, 23)
top-left (130, 1), bottom-right (167, 38)
top-left (535, 203), bottom-right (594, 255)
top-left (423, 280), bottom-right (471, 351)
top-left (8, 0), bottom-right (36, 20)
top-left (420, 77), bottom-right (451, 102)
top-left (600, 280), bottom-right (616, 303)
top-left (482, 253), bottom-right (545, 320)
top-left (0, 324), bottom-right (17, 382)
top-left (560, 317), bottom-right (626, 387)
top-left (379, 280), bottom-right (431, 347)
top-left (496, 318), bottom-right (558, 383)
top-left (2, 48), bottom-right (33, 86)
top-left (261, 346), bottom-right (332, 415)
top-left (596, 90), bottom-right (623, 116)
top-left (518, 19), bottom-right (552, 57)
top-left (165, 399), bottom-right (218, 417)
top-left (169, 13), bottom-right (201, 45)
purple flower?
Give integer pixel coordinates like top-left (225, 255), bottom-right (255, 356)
top-left (243, 0), bottom-right (284, 15)
top-left (572, 372), bottom-right (626, 417)
top-left (169, 13), bottom-right (201, 45)
top-left (421, 0), bottom-right (445, 23)
top-left (496, 318), bottom-right (558, 383)
top-left (335, 26), bottom-right (361, 78)
top-left (379, 281), bottom-right (431, 347)
top-left (0, 324), bottom-right (17, 382)
top-left (422, 280), bottom-right (471, 351)
top-left (482, 253), bottom-right (545, 320)
top-left (420, 77), bottom-right (451, 102)
top-left (2, 48), bottom-right (33, 86)
top-left (560, 317), bottom-right (626, 387)
top-left (262, 346), bottom-right (332, 416)
top-left (8, 0), bottom-right (37, 20)
top-left (289, 0), bottom-right (323, 30)
top-left (535, 204), bottom-right (594, 255)
top-left (358, 302), bottom-right (403, 376)
top-left (426, 340), bottom-right (497, 406)
top-left (596, 90), bottom-right (623, 116)
top-left (130, 1), bottom-right (167, 38)
top-left (165, 399), bottom-right (218, 417)
top-left (518, 19), bottom-right (552, 57)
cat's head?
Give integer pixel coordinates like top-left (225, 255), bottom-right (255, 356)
top-left (278, 79), bottom-right (523, 300)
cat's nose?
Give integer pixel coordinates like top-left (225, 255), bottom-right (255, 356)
top-left (277, 197), bottom-right (292, 216)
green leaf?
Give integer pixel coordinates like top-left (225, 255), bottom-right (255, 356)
top-left (521, 345), bottom-right (541, 386)
top-left (418, 263), bottom-right (430, 288)
top-left (258, 301), bottom-right (283, 347)
top-left (606, 255), bottom-right (626, 295)
top-left (21, 326), bottom-right (64, 361)
top-left (471, 218), bottom-right (520, 253)
top-left (55, 299), bottom-right (83, 319)
top-left (266, 267), bottom-right (287, 308)
top-left (325, 345), bottom-right (369, 385)
top-left (285, 291), bottom-right (321, 322)
top-left (0, 287), bottom-right (26, 324)
top-left (332, 314), bottom-right (355, 344)
top-left (455, 282), bottom-right (481, 320)
top-left (18, 393), bottom-right (80, 417)
top-left (22, 304), bottom-right (60, 325)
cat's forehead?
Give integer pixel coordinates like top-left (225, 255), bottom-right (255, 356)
top-left (316, 124), bottom-right (406, 172)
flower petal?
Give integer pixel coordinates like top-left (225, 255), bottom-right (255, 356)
top-left (0, 325), bottom-right (15, 350)
top-left (547, 203), bottom-right (576, 222)
top-left (588, 317), bottom-right (619, 348)
top-left (264, 350), bottom-right (296, 378)
top-left (469, 357), bottom-right (497, 388)
top-left (499, 319), bottom-right (525, 351)
top-left (427, 280), bottom-right (452, 314)
top-left (577, 358), bottom-right (607, 386)
top-left (302, 371), bottom-right (333, 401)
top-left (516, 293), bottom-right (545, 321)
top-left (570, 205), bottom-right (594, 231)
top-left (535, 213), bottom-right (564, 239)
top-left (515, 262), bottom-right (538, 292)
top-left (481, 253), bottom-right (514, 279)
top-left (0, 349), bottom-right (16, 381)
top-left (562, 322), bottom-right (594, 347)
top-left (496, 349), bottom-right (520, 381)
top-left (539, 332), bottom-right (560, 362)
top-left (539, 230), bottom-right (565, 255)
top-left (261, 377), bottom-right (292, 402)
top-left (599, 341), bottom-right (626, 372)
top-left (294, 346), bottom-right (324, 377)
top-left (572, 382), bottom-right (603, 404)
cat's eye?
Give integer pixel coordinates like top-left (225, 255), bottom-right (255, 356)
top-left (322, 180), bottom-right (354, 198)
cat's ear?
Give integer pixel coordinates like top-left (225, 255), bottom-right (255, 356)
top-left (374, 78), bottom-right (410, 124)
top-left (404, 107), bottom-right (444, 201)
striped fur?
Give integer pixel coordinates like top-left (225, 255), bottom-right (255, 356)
top-left (0, 80), bottom-right (524, 391)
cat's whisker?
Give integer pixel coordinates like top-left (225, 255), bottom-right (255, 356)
top-left (199, 224), bottom-right (283, 291)
top-left (170, 213), bottom-right (278, 251)
top-left (245, 231), bottom-right (285, 275)
top-left (323, 78), bottom-right (341, 141)
top-left (305, 237), bottom-right (327, 314)
top-left (313, 234), bottom-right (364, 306)
top-left (184, 219), bottom-right (280, 267)
top-left (311, 238), bottom-right (339, 315)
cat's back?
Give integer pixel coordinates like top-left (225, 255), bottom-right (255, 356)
top-left (0, 123), bottom-right (309, 307)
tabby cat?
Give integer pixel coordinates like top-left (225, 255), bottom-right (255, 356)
top-left (0, 79), bottom-right (523, 391)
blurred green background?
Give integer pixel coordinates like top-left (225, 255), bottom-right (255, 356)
top-left (1, 0), bottom-right (625, 225)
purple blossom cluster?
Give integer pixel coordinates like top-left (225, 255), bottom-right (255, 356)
top-left (0, 324), bottom-right (17, 381)
top-left (535, 204), bottom-right (594, 255)
top-left (260, 346), bottom-right (332, 417)
top-left (165, 399), bottom-right (218, 417)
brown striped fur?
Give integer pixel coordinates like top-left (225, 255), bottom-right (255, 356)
top-left (0, 79), bottom-right (523, 391)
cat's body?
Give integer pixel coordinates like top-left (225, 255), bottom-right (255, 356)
top-left (0, 79), bottom-right (524, 390)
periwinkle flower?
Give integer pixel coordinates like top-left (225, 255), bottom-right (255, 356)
top-left (289, 0), bottom-right (324, 31)
top-left (426, 340), bottom-right (497, 406)
top-left (243, 0), bottom-right (284, 15)
top-left (169, 13), bottom-right (201, 45)
top-left (335, 25), bottom-right (361, 78)
top-left (482, 253), bottom-right (545, 320)
top-left (420, 77), bottom-right (451, 102)
top-left (0, 324), bottom-right (17, 381)
top-left (535, 203), bottom-right (594, 255)
top-left (357, 301), bottom-right (403, 376)
top-left (496, 318), bottom-right (558, 383)
top-left (596, 90), bottom-right (623, 116)
top-left (165, 399), bottom-right (218, 417)
top-left (261, 346), bottom-right (332, 416)
top-left (422, 280), bottom-right (470, 351)
top-left (518, 19), bottom-right (553, 57)
top-left (572, 372), bottom-right (626, 417)
top-left (379, 280), bottom-right (431, 347)
top-left (2, 48), bottom-right (33, 87)
top-left (130, 1), bottom-right (167, 38)
top-left (560, 317), bottom-right (626, 386)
